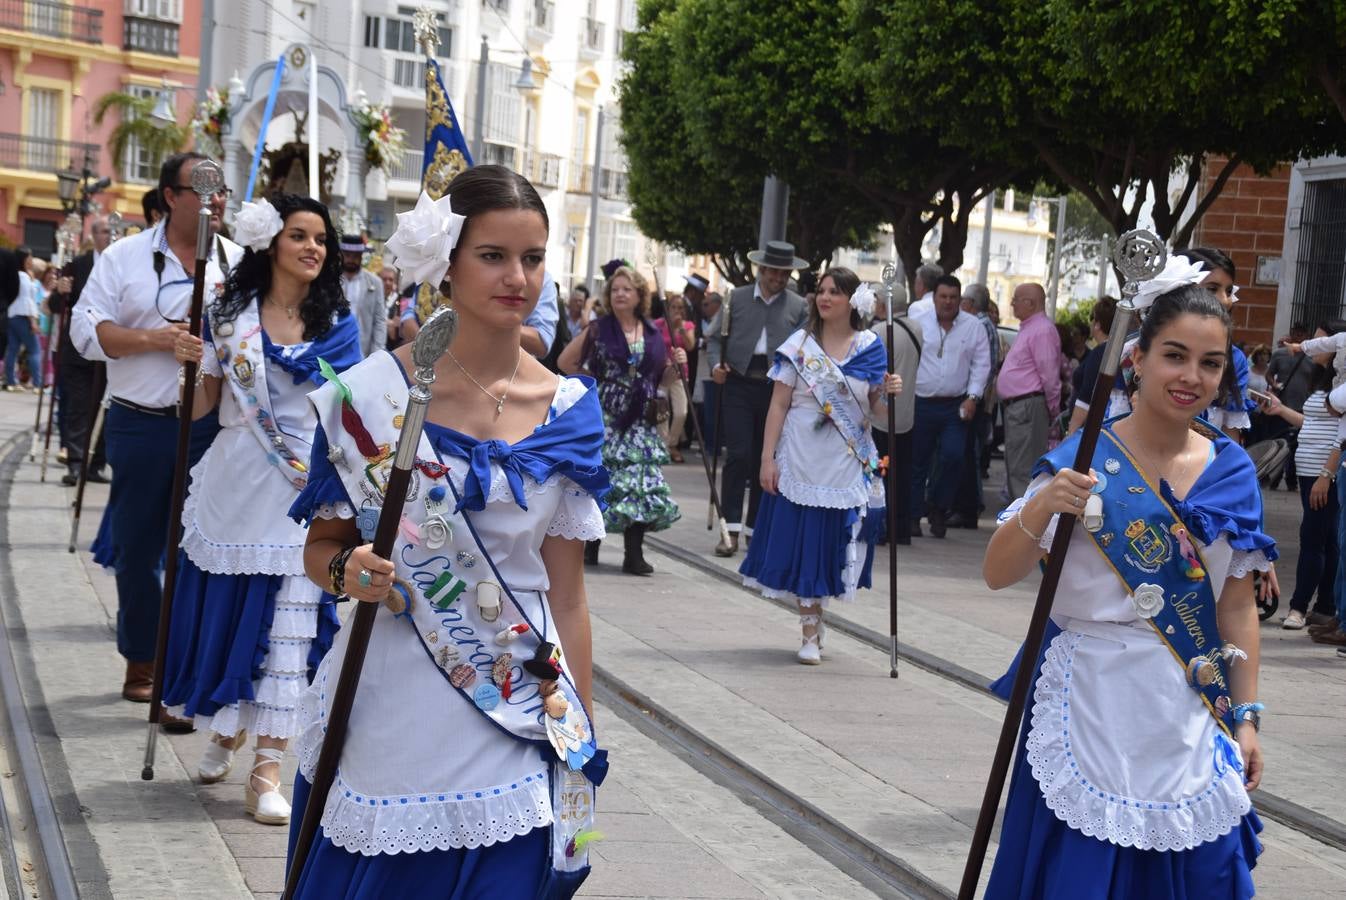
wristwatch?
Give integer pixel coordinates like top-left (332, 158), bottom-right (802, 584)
top-left (1234, 707), bottom-right (1261, 732)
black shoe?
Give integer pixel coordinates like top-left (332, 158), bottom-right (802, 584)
top-left (947, 512), bottom-right (979, 529)
top-left (928, 508), bottom-right (948, 539)
top-left (909, 520), bottom-right (923, 538)
top-left (86, 469), bottom-right (110, 484)
top-left (583, 540), bottom-right (600, 567)
top-left (61, 471), bottom-right (78, 487)
top-left (622, 525), bottom-right (654, 576)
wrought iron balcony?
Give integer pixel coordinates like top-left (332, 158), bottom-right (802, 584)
top-left (0, 0), bottom-right (103, 43)
top-left (0, 133), bottom-right (99, 175)
top-left (579, 17), bottom-right (603, 58)
top-left (528, 0), bottom-right (553, 35)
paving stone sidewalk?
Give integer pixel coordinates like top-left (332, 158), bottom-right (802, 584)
top-left (0, 393), bottom-right (881, 899)
top-left (653, 454), bottom-right (1346, 831)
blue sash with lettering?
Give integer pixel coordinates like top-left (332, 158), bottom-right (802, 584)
top-left (776, 330), bottom-right (884, 484)
top-left (1039, 424), bottom-right (1236, 736)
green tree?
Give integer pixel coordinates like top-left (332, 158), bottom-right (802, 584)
top-left (622, 0), bottom-right (887, 284)
top-left (620, 0), bottom-right (762, 283)
top-left (92, 91), bottom-right (189, 182)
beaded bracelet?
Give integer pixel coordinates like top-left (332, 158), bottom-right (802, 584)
top-left (328, 545), bottom-right (356, 595)
top-left (1015, 506), bottom-right (1043, 543)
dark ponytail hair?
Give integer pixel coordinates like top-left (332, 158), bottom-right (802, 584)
top-left (809, 266), bottom-right (865, 333)
top-left (1133, 283), bottom-right (1237, 401)
top-left (1177, 247), bottom-right (1235, 281)
top-left (215, 194), bottom-right (347, 340)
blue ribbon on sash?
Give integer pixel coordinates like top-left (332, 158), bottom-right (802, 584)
top-left (1039, 426), bottom-right (1236, 735)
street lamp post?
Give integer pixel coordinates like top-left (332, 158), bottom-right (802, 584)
top-left (1045, 194), bottom-right (1067, 318)
top-left (470, 39), bottom-right (538, 165)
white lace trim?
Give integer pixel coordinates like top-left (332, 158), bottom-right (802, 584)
top-left (1227, 549), bottom-right (1273, 579)
top-left (181, 451), bottom-right (307, 576)
top-left (168, 576), bottom-right (321, 740)
top-left (294, 665), bottom-right (552, 854)
top-left (742, 577), bottom-right (848, 607)
top-left (545, 487), bottom-right (605, 541)
top-left (1027, 631), bottom-right (1251, 851)
top-left (776, 449), bottom-right (871, 510)
top-left (312, 500), bottom-right (355, 520)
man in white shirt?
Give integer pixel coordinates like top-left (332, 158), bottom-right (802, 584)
top-left (339, 235), bottom-right (388, 358)
top-left (909, 274), bottom-right (991, 537)
top-left (905, 263), bottom-right (944, 319)
top-left (70, 152), bottom-right (242, 704)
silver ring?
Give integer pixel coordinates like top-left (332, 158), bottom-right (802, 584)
top-left (358, 569), bottom-right (373, 587)
top-left (1073, 496), bottom-right (1083, 508)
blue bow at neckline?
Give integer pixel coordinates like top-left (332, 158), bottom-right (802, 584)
top-left (424, 382), bottom-right (609, 513)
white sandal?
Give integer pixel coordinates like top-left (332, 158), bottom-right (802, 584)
top-left (245, 747), bottom-right (291, 825)
top-left (797, 612), bottom-right (822, 665)
top-left (198, 730), bottom-right (246, 784)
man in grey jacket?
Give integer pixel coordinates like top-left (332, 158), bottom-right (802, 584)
top-left (705, 241), bottom-right (809, 556)
top-left (340, 235), bottom-right (389, 358)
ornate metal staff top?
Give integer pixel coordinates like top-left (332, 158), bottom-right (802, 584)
top-left (1100, 229), bottom-right (1167, 376)
top-left (189, 160), bottom-right (225, 259)
top-left (393, 305), bottom-right (458, 470)
top-left (413, 6), bottom-right (440, 57)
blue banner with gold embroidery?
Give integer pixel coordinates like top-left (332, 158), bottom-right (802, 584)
top-left (421, 58), bottom-right (473, 198)
top-left (1039, 425), bottom-right (1236, 736)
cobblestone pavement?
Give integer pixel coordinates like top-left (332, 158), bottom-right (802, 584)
top-left (0, 389), bottom-right (1343, 898)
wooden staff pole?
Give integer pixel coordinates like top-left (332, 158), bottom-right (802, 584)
top-left (956, 231), bottom-right (1165, 898)
top-left (141, 160), bottom-right (226, 780)
top-left (283, 306), bottom-right (459, 899)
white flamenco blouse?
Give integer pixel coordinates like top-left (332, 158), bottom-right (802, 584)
top-left (999, 473), bottom-right (1272, 852)
top-left (295, 373), bottom-right (606, 855)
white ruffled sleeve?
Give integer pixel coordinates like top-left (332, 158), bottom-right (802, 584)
top-left (545, 478), bottom-right (605, 541)
top-left (996, 472), bottom-right (1058, 551)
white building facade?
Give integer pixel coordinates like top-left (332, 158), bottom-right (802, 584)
top-left (206, 0), bottom-right (646, 291)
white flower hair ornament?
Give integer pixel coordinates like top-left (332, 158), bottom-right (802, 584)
top-left (1131, 255), bottom-right (1207, 311)
top-left (384, 190), bottom-right (466, 290)
top-left (850, 282), bottom-right (877, 318)
top-left (232, 199), bottom-right (284, 253)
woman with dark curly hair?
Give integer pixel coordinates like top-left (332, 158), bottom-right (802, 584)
top-left (161, 193), bottom-right (361, 826)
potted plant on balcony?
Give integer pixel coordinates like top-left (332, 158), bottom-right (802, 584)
top-left (350, 97), bottom-right (407, 202)
top-left (190, 86), bottom-right (232, 160)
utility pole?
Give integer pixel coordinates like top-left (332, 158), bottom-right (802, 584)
top-left (472, 36), bottom-right (488, 162)
top-left (1046, 194), bottom-right (1068, 318)
top-left (757, 176), bottom-right (789, 248)
top-left (977, 190), bottom-right (995, 285)
top-left (585, 106), bottom-right (605, 293)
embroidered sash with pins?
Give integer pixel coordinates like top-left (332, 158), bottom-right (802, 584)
top-left (311, 354), bottom-right (605, 877)
top-left (209, 298), bottom-right (358, 491)
top-left (1039, 422), bottom-right (1237, 735)
top-left (778, 331), bottom-right (885, 484)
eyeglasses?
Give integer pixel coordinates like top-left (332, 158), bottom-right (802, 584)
top-left (167, 184), bottom-right (233, 199)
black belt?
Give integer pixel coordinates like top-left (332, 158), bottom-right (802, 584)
top-left (110, 396), bottom-right (176, 417)
top-left (1003, 390), bottom-right (1045, 404)
top-left (921, 394), bottom-right (967, 402)
top-left (729, 355), bottom-right (771, 382)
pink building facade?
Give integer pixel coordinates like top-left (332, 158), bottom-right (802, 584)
top-left (0, 0), bottom-right (201, 256)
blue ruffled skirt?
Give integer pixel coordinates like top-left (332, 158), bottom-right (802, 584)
top-left (161, 552), bottom-right (338, 737)
top-left (738, 491), bottom-right (878, 603)
top-left (285, 776), bottom-right (589, 900)
top-left (985, 621), bottom-right (1262, 899)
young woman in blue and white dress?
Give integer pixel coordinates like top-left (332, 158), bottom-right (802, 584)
top-left (286, 166), bottom-right (609, 898)
top-left (983, 284), bottom-right (1273, 898)
top-left (164, 194), bottom-right (360, 825)
top-left (740, 267), bottom-right (902, 665)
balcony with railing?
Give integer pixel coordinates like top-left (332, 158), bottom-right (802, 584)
top-left (568, 161), bottom-right (592, 194)
top-left (124, 16), bottom-right (178, 55)
top-left (598, 167), bottom-right (627, 200)
top-left (527, 0), bottom-right (553, 40)
top-left (0, 0), bottom-right (103, 43)
top-left (0, 134), bottom-right (99, 175)
top-left (579, 17), bottom-right (603, 59)
top-left (388, 147), bottom-right (423, 184)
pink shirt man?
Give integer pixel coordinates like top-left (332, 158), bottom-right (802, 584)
top-left (997, 308), bottom-right (1062, 415)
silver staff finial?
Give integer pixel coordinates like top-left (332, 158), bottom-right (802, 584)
top-left (190, 160), bottom-right (226, 201)
top-left (1113, 229), bottom-right (1166, 305)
